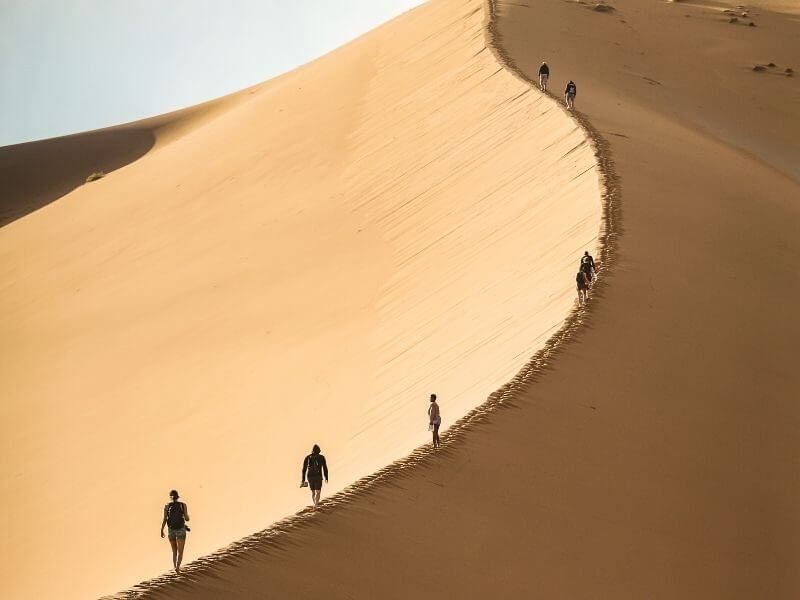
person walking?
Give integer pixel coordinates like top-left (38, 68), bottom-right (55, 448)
top-left (428, 394), bottom-right (442, 449)
top-left (576, 269), bottom-right (590, 304)
top-left (565, 80), bottom-right (577, 110)
top-left (160, 490), bottom-right (190, 574)
top-left (538, 61), bottom-right (550, 92)
top-left (300, 444), bottom-right (329, 507)
top-left (580, 251), bottom-right (596, 282)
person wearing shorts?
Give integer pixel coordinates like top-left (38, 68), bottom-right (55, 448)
top-left (576, 270), bottom-right (589, 304)
top-left (580, 259), bottom-right (593, 284)
top-left (301, 445), bottom-right (329, 507)
top-left (160, 490), bottom-right (190, 574)
top-left (565, 80), bottom-right (577, 110)
top-left (538, 62), bottom-right (550, 92)
top-left (428, 393), bottom-right (442, 449)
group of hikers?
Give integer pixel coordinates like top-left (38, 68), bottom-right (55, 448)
top-left (159, 394), bottom-right (443, 574)
top-left (576, 250), bottom-right (597, 304)
top-left (155, 57), bottom-right (586, 577)
top-left (159, 244), bottom-right (596, 573)
top-left (537, 61), bottom-right (577, 110)
top-left (159, 243), bottom-right (596, 573)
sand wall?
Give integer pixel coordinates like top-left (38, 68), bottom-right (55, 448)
top-left (0, 0), bottom-right (601, 598)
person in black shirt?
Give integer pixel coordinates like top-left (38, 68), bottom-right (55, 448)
top-left (565, 80), bottom-right (577, 110)
top-left (580, 251), bottom-right (596, 283)
top-left (160, 489), bottom-right (190, 574)
top-left (538, 61), bottom-right (550, 92)
top-left (301, 444), bottom-right (329, 507)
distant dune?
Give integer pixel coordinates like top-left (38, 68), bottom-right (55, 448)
top-left (0, 0), bottom-right (601, 598)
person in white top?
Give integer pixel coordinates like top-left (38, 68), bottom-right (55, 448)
top-left (428, 393), bottom-right (442, 449)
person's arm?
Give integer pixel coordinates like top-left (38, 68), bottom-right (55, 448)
top-left (182, 502), bottom-right (190, 522)
top-left (301, 456), bottom-right (308, 484)
top-left (160, 505), bottom-right (168, 538)
top-left (321, 456), bottom-right (329, 482)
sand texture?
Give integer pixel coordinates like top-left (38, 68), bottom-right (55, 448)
top-left (0, 0), bottom-right (602, 598)
top-left (97, 0), bottom-right (800, 598)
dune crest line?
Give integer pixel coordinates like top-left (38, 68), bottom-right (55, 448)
top-left (108, 2), bottom-right (618, 598)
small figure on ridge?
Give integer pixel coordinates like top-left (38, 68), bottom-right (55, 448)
top-left (160, 489), bottom-right (190, 575)
top-left (565, 80), bottom-right (577, 110)
top-left (428, 393), bottom-right (442, 449)
top-left (580, 251), bottom-right (596, 284)
top-left (301, 444), bottom-right (329, 507)
top-left (576, 269), bottom-right (590, 304)
top-left (538, 61), bottom-right (550, 92)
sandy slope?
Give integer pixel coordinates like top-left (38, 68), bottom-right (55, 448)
top-left (107, 0), bottom-right (800, 598)
top-left (0, 1), bottom-right (601, 598)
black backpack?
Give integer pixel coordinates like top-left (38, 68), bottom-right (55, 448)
top-left (307, 454), bottom-right (322, 477)
top-left (166, 502), bottom-right (185, 529)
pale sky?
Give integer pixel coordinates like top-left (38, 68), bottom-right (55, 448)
top-left (0, 1), bottom-right (425, 147)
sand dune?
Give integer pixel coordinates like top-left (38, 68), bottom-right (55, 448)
top-left (0, 1), bottom-right (601, 598)
top-left (98, 0), bottom-right (800, 598)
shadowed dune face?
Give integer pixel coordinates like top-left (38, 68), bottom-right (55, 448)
top-left (0, 128), bottom-right (154, 226)
top-left (0, 0), bottom-right (601, 598)
top-left (0, 91), bottom-right (250, 227)
top-left (111, 0), bottom-right (800, 599)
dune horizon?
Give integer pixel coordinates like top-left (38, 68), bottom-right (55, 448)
top-left (0, 1), bottom-right (428, 148)
top-left (0, 1), bottom-right (603, 598)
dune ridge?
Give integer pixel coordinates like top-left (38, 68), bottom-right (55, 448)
top-left (105, 0), bottom-right (800, 598)
top-left (108, 0), bottom-right (619, 583)
top-left (0, 0), bottom-right (603, 598)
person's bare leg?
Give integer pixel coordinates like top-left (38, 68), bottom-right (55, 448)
top-left (434, 424), bottom-right (440, 448)
top-left (175, 537), bottom-right (186, 573)
top-left (169, 538), bottom-right (178, 571)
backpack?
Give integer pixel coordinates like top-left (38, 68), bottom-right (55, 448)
top-left (582, 255), bottom-right (592, 265)
top-left (166, 502), bottom-right (185, 529)
top-left (307, 454), bottom-right (322, 477)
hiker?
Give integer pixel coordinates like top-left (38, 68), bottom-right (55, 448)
top-left (580, 251), bottom-right (596, 282)
top-left (580, 259), bottom-right (593, 284)
top-left (576, 270), bottom-right (589, 304)
top-left (160, 490), bottom-right (190, 574)
top-left (538, 61), bottom-right (550, 92)
top-left (565, 80), bottom-right (577, 110)
top-left (301, 444), bottom-right (329, 507)
top-left (428, 394), bottom-right (442, 448)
